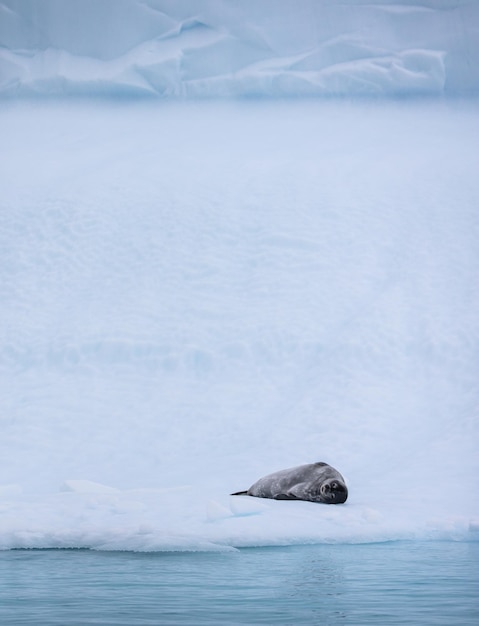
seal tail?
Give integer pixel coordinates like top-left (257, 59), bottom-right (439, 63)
top-left (230, 490), bottom-right (248, 496)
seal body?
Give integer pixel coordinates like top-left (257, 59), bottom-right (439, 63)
top-left (231, 462), bottom-right (348, 504)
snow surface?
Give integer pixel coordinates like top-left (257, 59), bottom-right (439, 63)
top-left (1, 0), bottom-right (479, 98)
top-left (0, 99), bottom-right (478, 551)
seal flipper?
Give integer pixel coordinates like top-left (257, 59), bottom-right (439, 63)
top-left (274, 492), bottom-right (301, 500)
top-left (230, 490), bottom-right (248, 496)
top-left (275, 483), bottom-right (311, 501)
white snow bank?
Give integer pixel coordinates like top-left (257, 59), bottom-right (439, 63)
top-left (0, 99), bottom-right (478, 550)
top-left (0, 0), bottom-right (478, 98)
top-left (1, 485), bottom-right (478, 552)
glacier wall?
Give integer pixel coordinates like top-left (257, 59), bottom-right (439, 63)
top-left (1, 0), bottom-right (478, 98)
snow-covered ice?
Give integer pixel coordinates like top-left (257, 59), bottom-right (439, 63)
top-left (0, 98), bottom-right (478, 551)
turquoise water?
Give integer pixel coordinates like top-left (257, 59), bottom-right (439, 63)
top-left (1, 542), bottom-right (478, 625)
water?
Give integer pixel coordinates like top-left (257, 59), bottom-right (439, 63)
top-left (1, 542), bottom-right (477, 625)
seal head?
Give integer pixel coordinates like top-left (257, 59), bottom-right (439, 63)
top-left (317, 478), bottom-right (348, 504)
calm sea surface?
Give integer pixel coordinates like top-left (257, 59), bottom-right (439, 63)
top-left (1, 542), bottom-right (477, 625)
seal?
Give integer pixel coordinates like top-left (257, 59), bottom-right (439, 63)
top-left (231, 462), bottom-right (348, 504)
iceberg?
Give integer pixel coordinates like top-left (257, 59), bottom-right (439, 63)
top-left (0, 0), bottom-right (478, 552)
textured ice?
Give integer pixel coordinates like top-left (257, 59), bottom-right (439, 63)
top-left (1, 0), bottom-right (478, 98)
top-left (0, 99), bottom-right (478, 551)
